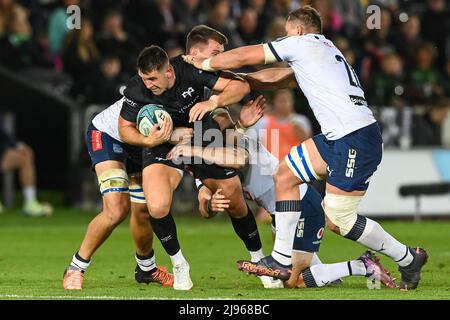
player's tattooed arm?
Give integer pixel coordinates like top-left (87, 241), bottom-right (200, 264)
top-left (118, 116), bottom-right (173, 148)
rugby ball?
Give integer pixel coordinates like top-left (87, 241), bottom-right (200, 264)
top-left (137, 104), bottom-right (172, 136)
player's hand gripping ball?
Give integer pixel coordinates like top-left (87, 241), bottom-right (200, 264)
top-left (137, 104), bottom-right (172, 136)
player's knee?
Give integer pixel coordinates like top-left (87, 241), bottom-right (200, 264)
top-left (274, 161), bottom-right (298, 191)
top-left (323, 193), bottom-right (362, 236)
top-left (325, 216), bottom-right (341, 234)
top-left (147, 201), bottom-right (171, 218)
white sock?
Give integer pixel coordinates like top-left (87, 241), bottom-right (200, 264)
top-left (70, 253), bottom-right (91, 272)
top-left (307, 260), bottom-right (366, 287)
top-left (135, 253), bottom-right (156, 272)
top-left (170, 250), bottom-right (187, 267)
top-left (310, 252), bottom-right (322, 266)
top-left (249, 249), bottom-right (264, 263)
top-left (23, 186), bottom-right (36, 203)
top-left (271, 201), bottom-right (302, 266)
top-left (357, 218), bottom-right (413, 267)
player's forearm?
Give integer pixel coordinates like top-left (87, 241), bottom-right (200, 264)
top-left (208, 45), bottom-right (265, 70)
top-left (198, 146), bottom-right (248, 169)
top-left (118, 125), bottom-right (149, 147)
top-left (215, 79), bottom-right (250, 108)
top-left (245, 68), bottom-right (296, 90)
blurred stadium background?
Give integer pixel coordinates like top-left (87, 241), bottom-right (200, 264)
top-left (0, 0), bottom-right (450, 299)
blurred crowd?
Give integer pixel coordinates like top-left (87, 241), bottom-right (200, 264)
top-left (0, 0), bottom-right (449, 140)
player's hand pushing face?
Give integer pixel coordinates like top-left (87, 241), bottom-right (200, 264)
top-left (182, 54), bottom-right (205, 70)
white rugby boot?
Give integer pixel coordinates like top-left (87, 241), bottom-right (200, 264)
top-left (173, 261), bottom-right (193, 290)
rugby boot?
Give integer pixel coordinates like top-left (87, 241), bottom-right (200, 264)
top-left (63, 266), bottom-right (84, 290)
top-left (135, 265), bottom-right (174, 286)
top-left (237, 255), bottom-right (292, 281)
top-left (359, 250), bottom-right (397, 288)
top-left (398, 247), bottom-right (428, 291)
top-left (23, 200), bottom-right (53, 217)
top-left (173, 261), bottom-right (193, 290)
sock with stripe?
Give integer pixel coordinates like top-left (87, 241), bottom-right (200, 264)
top-left (345, 215), bottom-right (413, 267)
top-left (70, 252), bottom-right (91, 272)
top-left (302, 260), bottom-right (366, 287)
top-left (271, 200), bottom-right (301, 266)
top-left (135, 250), bottom-right (157, 274)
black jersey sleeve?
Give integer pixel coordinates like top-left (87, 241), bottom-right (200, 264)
top-left (192, 68), bottom-right (220, 90)
top-left (120, 76), bottom-right (146, 122)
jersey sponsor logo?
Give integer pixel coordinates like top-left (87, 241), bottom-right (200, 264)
top-left (317, 227), bottom-right (324, 240)
top-left (181, 87), bottom-right (195, 98)
top-left (91, 130), bottom-right (103, 151)
top-left (345, 148), bottom-right (357, 178)
top-left (296, 218), bottom-right (305, 238)
top-left (113, 143), bottom-right (123, 154)
top-left (124, 97), bottom-right (137, 107)
top-left (349, 95), bottom-right (368, 106)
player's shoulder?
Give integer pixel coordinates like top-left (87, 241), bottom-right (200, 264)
top-left (123, 74), bottom-right (150, 106)
top-left (171, 54), bottom-right (212, 79)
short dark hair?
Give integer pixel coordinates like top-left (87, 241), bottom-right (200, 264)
top-left (136, 45), bottom-right (169, 73)
top-left (287, 6), bottom-right (322, 33)
top-left (186, 25), bottom-right (228, 52)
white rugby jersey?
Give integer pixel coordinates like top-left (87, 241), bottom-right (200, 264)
top-left (268, 34), bottom-right (376, 140)
top-left (92, 97), bottom-right (124, 142)
top-left (242, 138), bottom-right (308, 213)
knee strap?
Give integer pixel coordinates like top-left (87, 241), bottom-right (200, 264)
top-left (98, 168), bottom-right (129, 195)
top-left (323, 193), bottom-right (362, 236)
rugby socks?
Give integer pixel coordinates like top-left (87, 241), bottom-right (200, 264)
top-left (249, 249), bottom-right (265, 263)
top-left (135, 250), bottom-right (157, 274)
top-left (149, 214), bottom-right (180, 256)
top-left (347, 216), bottom-right (413, 267)
top-left (310, 252), bottom-right (322, 266)
top-left (303, 260), bottom-right (366, 288)
top-left (271, 200), bottom-right (301, 266)
top-left (230, 206), bottom-right (262, 253)
top-left (170, 250), bottom-right (187, 267)
top-left (23, 186), bottom-right (37, 203)
top-left (70, 252), bottom-right (91, 272)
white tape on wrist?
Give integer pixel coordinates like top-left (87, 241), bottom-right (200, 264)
top-left (202, 58), bottom-right (216, 72)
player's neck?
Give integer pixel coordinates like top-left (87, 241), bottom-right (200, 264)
top-left (168, 72), bottom-right (176, 90)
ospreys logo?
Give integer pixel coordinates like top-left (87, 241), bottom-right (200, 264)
top-left (182, 87), bottom-right (195, 98)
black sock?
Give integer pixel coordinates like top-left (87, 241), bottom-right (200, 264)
top-left (149, 214), bottom-right (180, 256)
top-left (229, 206), bottom-right (262, 252)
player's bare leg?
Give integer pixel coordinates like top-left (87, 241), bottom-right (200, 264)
top-left (2, 146), bottom-right (52, 216)
top-left (143, 163), bottom-right (190, 290)
top-left (270, 138), bottom-right (327, 267)
top-left (324, 183), bottom-right (427, 290)
top-left (129, 175), bottom-right (173, 287)
top-left (64, 160), bottom-right (130, 290)
top-left (203, 175), bottom-right (281, 288)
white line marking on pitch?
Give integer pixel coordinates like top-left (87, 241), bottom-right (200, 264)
top-left (0, 294), bottom-right (237, 300)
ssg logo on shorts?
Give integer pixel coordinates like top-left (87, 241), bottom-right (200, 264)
top-left (345, 149), bottom-right (357, 178)
top-left (296, 218), bottom-right (305, 238)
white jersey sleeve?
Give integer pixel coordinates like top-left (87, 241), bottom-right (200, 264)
top-left (267, 35), bottom-right (376, 140)
top-left (92, 97), bottom-right (124, 142)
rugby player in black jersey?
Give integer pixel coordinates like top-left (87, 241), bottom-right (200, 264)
top-left (118, 42), bottom-right (265, 290)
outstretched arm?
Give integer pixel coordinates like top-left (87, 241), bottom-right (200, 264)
top-left (184, 44), bottom-right (268, 71)
top-left (244, 67), bottom-right (297, 90)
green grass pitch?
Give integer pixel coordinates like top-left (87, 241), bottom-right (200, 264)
top-left (0, 208), bottom-right (449, 300)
